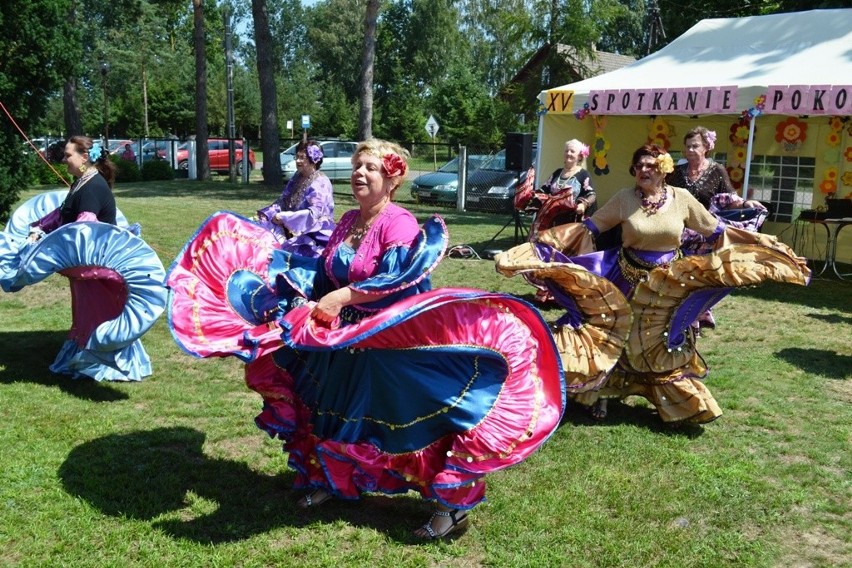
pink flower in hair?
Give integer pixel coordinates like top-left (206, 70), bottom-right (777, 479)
top-left (579, 143), bottom-right (590, 159)
top-left (382, 153), bottom-right (407, 178)
top-left (705, 130), bottom-right (717, 151)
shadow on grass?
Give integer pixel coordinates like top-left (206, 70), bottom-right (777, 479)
top-left (806, 312), bottom-right (852, 326)
top-left (559, 399), bottom-right (706, 438)
top-left (0, 330), bottom-right (128, 402)
top-left (734, 280), bottom-right (852, 313)
top-left (59, 427), bottom-right (435, 544)
top-left (775, 347), bottom-right (852, 380)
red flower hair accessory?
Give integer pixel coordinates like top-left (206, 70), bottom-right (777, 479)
top-left (382, 153), bottom-right (407, 178)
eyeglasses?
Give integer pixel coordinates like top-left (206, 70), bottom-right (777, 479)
top-left (634, 162), bottom-right (658, 171)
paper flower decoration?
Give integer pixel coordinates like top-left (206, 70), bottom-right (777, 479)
top-left (775, 117), bottom-right (807, 144)
top-left (729, 119), bottom-right (751, 147)
top-left (842, 171), bottom-right (852, 187)
top-left (845, 147), bottom-right (852, 162)
top-left (819, 179), bottom-right (837, 195)
top-left (826, 130), bottom-right (841, 147)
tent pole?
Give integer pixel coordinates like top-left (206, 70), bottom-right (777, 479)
top-left (742, 116), bottom-right (757, 199)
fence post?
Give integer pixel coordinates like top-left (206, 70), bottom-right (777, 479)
top-left (457, 145), bottom-right (467, 212)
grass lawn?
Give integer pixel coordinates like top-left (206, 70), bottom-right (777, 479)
top-left (1, 179), bottom-right (850, 567)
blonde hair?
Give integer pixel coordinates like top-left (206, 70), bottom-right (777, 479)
top-left (353, 138), bottom-right (410, 194)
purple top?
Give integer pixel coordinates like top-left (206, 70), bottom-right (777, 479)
top-left (257, 170), bottom-right (335, 257)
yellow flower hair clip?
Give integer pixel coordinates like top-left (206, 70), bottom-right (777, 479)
top-left (656, 153), bottom-right (674, 174)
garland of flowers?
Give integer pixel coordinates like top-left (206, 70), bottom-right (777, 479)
top-left (591, 116), bottom-right (610, 175)
top-left (817, 116), bottom-right (845, 197)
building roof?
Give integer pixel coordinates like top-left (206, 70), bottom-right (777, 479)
top-left (508, 43), bottom-right (636, 86)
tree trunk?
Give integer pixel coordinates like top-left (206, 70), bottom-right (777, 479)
top-left (252, 0), bottom-right (282, 187)
top-left (357, 0), bottom-right (379, 141)
top-left (62, 1), bottom-right (82, 137)
top-left (62, 78), bottom-right (83, 137)
top-left (193, 0), bottom-right (210, 180)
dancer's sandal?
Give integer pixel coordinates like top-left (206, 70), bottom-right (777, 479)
top-left (298, 488), bottom-right (332, 508)
top-left (414, 508), bottom-right (469, 540)
top-left (590, 399), bottom-right (608, 421)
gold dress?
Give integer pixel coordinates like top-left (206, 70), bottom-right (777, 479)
top-left (497, 186), bottom-right (810, 424)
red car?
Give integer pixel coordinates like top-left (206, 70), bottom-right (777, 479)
top-left (176, 139), bottom-right (255, 175)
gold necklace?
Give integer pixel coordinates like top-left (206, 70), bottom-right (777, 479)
top-left (348, 219), bottom-right (372, 241)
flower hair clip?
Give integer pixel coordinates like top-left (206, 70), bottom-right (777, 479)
top-left (656, 153), bottom-right (674, 174)
top-left (382, 153), bottom-right (407, 178)
top-left (705, 130), bottom-right (717, 151)
top-left (578, 143), bottom-right (590, 159)
top-left (89, 143), bottom-right (103, 162)
top-left (306, 145), bottom-right (323, 163)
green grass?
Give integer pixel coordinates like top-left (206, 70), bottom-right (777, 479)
top-left (1, 179), bottom-right (850, 567)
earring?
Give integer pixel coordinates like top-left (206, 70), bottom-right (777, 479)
top-left (80, 164), bottom-right (88, 173)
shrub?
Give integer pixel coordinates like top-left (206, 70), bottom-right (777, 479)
top-left (112, 155), bottom-right (141, 183)
top-left (33, 159), bottom-right (71, 186)
top-left (141, 159), bottom-right (175, 181)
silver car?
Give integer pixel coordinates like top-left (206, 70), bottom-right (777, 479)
top-left (280, 140), bottom-right (358, 181)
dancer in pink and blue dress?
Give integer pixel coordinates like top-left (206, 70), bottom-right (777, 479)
top-left (497, 144), bottom-right (809, 425)
top-left (168, 139), bottom-right (565, 539)
top-left (255, 139), bottom-right (335, 257)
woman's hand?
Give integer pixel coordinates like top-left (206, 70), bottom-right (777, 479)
top-left (576, 201), bottom-right (586, 216)
top-left (273, 212), bottom-right (285, 226)
top-left (311, 289), bottom-right (346, 327)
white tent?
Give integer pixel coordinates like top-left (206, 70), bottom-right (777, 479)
top-left (535, 8), bottom-right (852, 240)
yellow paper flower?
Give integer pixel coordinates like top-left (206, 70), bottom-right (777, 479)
top-left (829, 117), bottom-right (843, 132)
top-left (826, 131), bottom-right (841, 147)
top-left (728, 167), bottom-right (744, 182)
top-left (732, 147), bottom-right (747, 165)
top-left (842, 171), bottom-right (852, 187)
top-left (825, 167), bottom-right (839, 181)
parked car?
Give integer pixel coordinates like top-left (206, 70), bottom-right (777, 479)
top-left (176, 139), bottom-right (256, 175)
top-left (409, 155), bottom-right (489, 205)
top-left (139, 140), bottom-right (172, 163)
top-left (280, 140), bottom-right (358, 181)
top-left (465, 148), bottom-right (537, 214)
top-left (106, 139), bottom-right (136, 155)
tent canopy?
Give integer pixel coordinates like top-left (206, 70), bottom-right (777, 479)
top-left (540, 9), bottom-right (852, 116)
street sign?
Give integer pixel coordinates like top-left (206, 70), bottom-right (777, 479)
top-left (425, 115), bottom-right (439, 139)
top-left (301, 115), bottom-right (311, 129)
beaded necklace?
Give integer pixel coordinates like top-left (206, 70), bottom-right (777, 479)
top-left (635, 185), bottom-right (669, 214)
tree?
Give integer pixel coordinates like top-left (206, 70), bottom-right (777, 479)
top-left (357, 0), bottom-right (379, 140)
top-left (0, 0), bottom-right (78, 221)
top-left (193, 0), bottom-right (210, 180)
top-left (251, 0), bottom-right (282, 186)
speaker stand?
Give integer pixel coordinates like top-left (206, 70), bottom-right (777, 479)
top-left (486, 209), bottom-right (528, 247)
